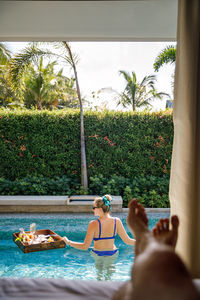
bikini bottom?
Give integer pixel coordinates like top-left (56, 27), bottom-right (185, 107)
top-left (91, 248), bottom-right (119, 256)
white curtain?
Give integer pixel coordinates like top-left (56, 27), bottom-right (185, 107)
top-left (170, 0), bottom-right (200, 277)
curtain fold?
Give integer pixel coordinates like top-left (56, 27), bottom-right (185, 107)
top-left (169, 0), bottom-right (200, 277)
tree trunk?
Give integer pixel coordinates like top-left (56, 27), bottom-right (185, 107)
top-left (63, 42), bottom-right (88, 189)
top-left (132, 102), bottom-right (136, 111)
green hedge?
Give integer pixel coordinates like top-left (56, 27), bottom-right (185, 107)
top-left (0, 174), bottom-right (169, 208)
top-left (0, 108), bottom-right (173, 206)
top-left (89, 174), bottom-right (169, 208)
top-left (0, 108), bottom-right (173, 181)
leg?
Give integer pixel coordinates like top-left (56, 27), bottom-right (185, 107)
top-left (112, 199), bottom-right (199, 300)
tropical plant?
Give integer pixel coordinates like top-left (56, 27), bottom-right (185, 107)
top-left (118, 70), bottom-right (169, 111)
top-left (154, 45), bottom-right (176, 102)
top-left (0, 44), bottom-right (20, 107)
top-left (0, 66), bottom-right (21, 107)
top-left (154, 45), bottom-right (176, 72)
top-left (23, 58), bottom-right (56, 109)
top-left (0, 43), bottom-right (11, 65)
top-left (7, 45), bottom-right (52, 99)
top-left (23, 57), bottom-right (78, 109)
top-left (54, 73), bottom-right (79, 109)
top-left (8, 42), bottom-right (88, 189)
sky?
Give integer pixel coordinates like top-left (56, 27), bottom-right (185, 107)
top-left (6, 41), bottom-right (176, 111)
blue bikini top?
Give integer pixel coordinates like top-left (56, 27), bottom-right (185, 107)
top-left (93, 218), bottom-right (117, 241)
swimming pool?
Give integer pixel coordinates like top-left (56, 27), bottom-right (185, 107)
top-left (0, 212), bottom-right (169, 281)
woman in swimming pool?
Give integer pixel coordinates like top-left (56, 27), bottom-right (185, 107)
top-left (63, 194), bottom-right (135, 256)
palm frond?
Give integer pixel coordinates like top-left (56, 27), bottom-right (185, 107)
top-left (131, 72), bottom-right (137, 84)
top-left (8, 45), bottom-right (52, 96)
top-left (119, 70), bottom-right (132, 83)
top-left (140, 74), bottom-right (156, 87)
top-left (117, 92), bottom-right (131, 108)
top-left (0, 43), bottom-right (12, 65)
top-left (137, 100), bottom-right (153, 108)
top-left (154, 45), bottom-right (176, 72)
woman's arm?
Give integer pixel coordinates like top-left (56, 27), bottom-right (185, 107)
top-left (63, 221), bottom-right (95, 250)
top-left (116, 218), bottom-right (136, 245)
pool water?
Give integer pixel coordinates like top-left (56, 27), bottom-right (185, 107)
top-left (0, 212), bottom-right (169, 281)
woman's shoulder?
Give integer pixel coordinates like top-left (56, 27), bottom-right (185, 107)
top-left (110, 216), bottom-right (120, 223)
top-left (114, 217), bottom-right (122, 225)
top-left (87, 219), bottom-right (99, 231)
top-left (112, 216), bottom-right (120, 221)
top-left (89, 219), bottom-right (99, 226)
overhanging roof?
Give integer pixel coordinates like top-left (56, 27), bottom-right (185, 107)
top-left (0, 1), bottom-right (178, 41)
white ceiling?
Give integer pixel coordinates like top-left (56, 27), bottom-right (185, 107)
top-left (0, 1), bottom-right (178, 41)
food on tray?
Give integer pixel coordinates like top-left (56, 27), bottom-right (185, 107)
top-left (19, 228), bottom-right (25, 239)
top-left (15, 224), bottom-right (55, 245)
top-left (48, 236), bottom-right (54, 243)
top-left (23, 234), bottom-right (32, 244)
top-left (15, 236), bottom-right (23, 242)
top-left (13, 229), bottom-right (65, 253)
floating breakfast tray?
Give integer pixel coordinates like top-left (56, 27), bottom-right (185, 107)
top-left (13, 229), bottom-right (66, 253)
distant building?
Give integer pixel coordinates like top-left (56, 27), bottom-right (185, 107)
top-left (166, 100), bottom-right (174, 109)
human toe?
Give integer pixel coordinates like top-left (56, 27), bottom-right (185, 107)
top-left (152, 227), bottom-right (158, 236)
top-left (171, 215), bottom-right (179, 231)
top-left (155, 222), bottom-right (162, 233)
top-left (163, 218), bottom-right (169, 231)
top-left (160, 218), bottom-right (169, 231)
top-left (128, 198), bottom-right (139, 211)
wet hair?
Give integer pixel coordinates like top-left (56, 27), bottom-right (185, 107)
top-left (94, 194), bottom-right (112, 213)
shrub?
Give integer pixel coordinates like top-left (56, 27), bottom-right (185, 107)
top-left (0, 108), bottom-right (173, 207)
top-left (0, 176), bottom-right (78, 196)
top-left (0, 174), bottom-right (169, 207)
top-left (0, 109), bottom-right (173, 181)
top-left (89, 174), bottom-right (169, 208)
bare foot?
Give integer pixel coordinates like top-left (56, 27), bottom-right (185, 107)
top-left (127, 199), bottom-right (148, 237)
top-left (152, 215), bottom-right (179, 249)
top-left (127, 199), bottom-right (149, 256)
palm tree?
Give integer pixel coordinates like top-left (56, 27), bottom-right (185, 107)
top-left (0, 43), bottom-right (11, 65)
top-left (154, 45), bottom-right (176, 72)
top-left (23, 58), bottom-right (56, 109)
top-left (0, 43), bottom-right (20, 107)
top-left (61, 42), bottom-right (88, 189)
top-left (23, 57), bottom-right (79, 109)
top-left (0, 67), bottom-right (20, 107)
top-left (8, 43), bottom-right (88, 189)
top-left (118, 70), bottom-right (169, 111)
top-left (154, 45), bottom-right (176, 100)
top-left (7, 45), bottom-right (51, 99)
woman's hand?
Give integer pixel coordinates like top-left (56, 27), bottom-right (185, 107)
top-left (63, 236), bottom-right (70, 245)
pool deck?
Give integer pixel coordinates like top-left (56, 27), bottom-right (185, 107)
top-left (122, 208), bottom-right (170, 213)
top-left (0, 195), bottom-right (170, 213)
top-left (0, 195), bottom-right (123, 213)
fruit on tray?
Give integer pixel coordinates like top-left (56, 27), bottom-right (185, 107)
top-left (15, 224), bottom-right (55, 245)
